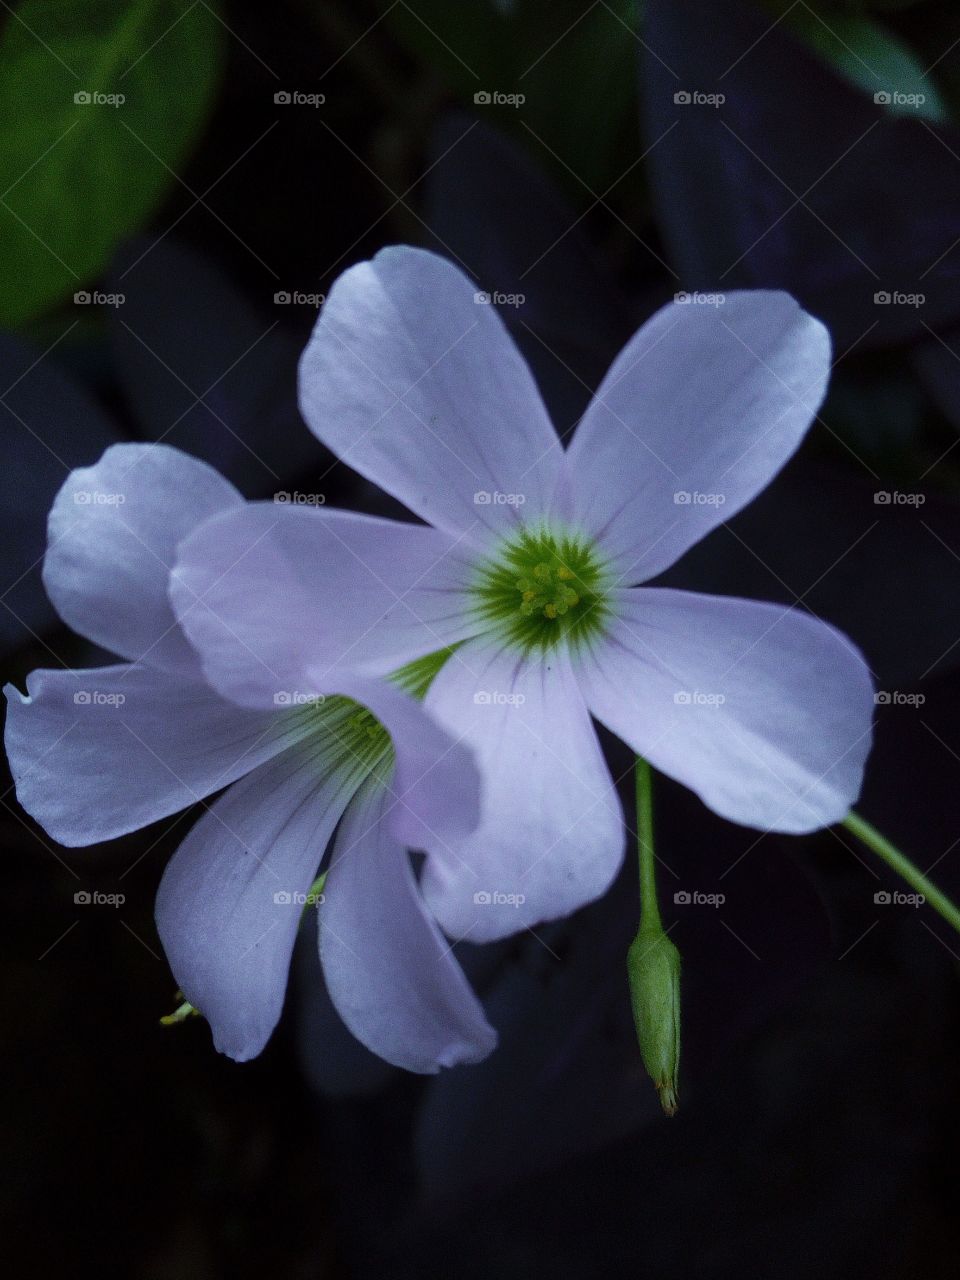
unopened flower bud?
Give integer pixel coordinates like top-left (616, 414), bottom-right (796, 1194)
top-left (627, 924), bottom-right (681, 1116)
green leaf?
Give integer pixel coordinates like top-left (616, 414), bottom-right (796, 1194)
top-left (379, 0), bottom-right (508, 99)
top-left (381, 0), bottom-right (641, 192)
top-left (757, 2), bottom-right (949, 124)
top-left (0, 0), bottom-right (224, 327)
top-left (513, 0), bottom-right (640, 192)
top-left (828, 2), bottom-right (927, 11)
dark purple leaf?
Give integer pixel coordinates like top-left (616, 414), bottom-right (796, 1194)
top-left (0, 332), bottom-right (119, 654)
top-left (641, 0), bottom-right (960, 350)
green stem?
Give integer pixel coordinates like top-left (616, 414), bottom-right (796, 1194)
top-left (842, 811), bottom-right (960, 936)
top-left (635, 755), bottom-right (661, 931)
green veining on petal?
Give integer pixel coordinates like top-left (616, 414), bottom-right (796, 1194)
top-left (390, 643), bottom-right (460, 699)
top-left (301, 871), bottom-right (327, 920)
top-left (469, 524), bottom-right (611, 653)
top-left (287, 647), bottom-right (459, 782)
top-left (295, 694), bottom-right (394, 783)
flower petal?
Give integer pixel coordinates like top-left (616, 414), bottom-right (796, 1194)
top-left (170, 502), bottom-right (477, 703)
top-left (577, 588), bottom-right (874, 833)
top-left (44, 444), bottom-right (241, 671)
top-left (420, 640), bottom-right (625, 943)
top-left (323, 673), bottom-right (480, 850)
top-left (319, 776), bottom-right (497, 1072)
top-left (4, 663), bottom-right (298, 846)
top-left (155, 742), bottom-right (357, 1062)
top-left (298, 246), bottom-right (562, 540)
top-left (560, 292), bottom-right (830, 583)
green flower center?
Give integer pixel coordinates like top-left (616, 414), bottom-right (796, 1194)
top-left (300, 695), bottom-right (394, 781)
top-left (286, 646), bottom-right (460, 782)
top-left (470, 525), bottom-right (611, 652)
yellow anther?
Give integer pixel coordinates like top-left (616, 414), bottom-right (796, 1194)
top-left (558, 566), bottom-right (574, 580)
top-left (544, 603), bottom-right (558, 619)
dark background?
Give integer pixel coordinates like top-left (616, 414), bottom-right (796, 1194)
top-left (2, 2), bottom-right (960, 1276)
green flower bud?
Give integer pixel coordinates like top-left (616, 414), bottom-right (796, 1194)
top-left (627, 925), bottom-right (681, 1116)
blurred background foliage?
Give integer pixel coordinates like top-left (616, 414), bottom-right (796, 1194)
top-left (0, 0), bottom-right (224, 326)
top-left (2, 1), bottom-right (960, 1277)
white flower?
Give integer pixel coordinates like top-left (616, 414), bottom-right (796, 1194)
top-left (170, 246), bottom-right (874, 945)
top-left (5, 444), bottom-right (494, 1069)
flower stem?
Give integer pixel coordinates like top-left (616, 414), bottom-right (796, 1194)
top-left (842, 811), bottom-right (960, 936)
top-left (635, 755), bottom-right (661, 931)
